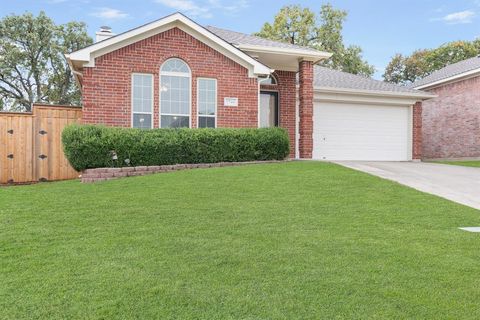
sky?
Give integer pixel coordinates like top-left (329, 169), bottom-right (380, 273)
top-left (2, 0), bottom-right (480, 78)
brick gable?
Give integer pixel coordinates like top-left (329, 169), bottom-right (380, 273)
top-left (81, 27), bottom-right (259, 129)
top-left (422, 76), bottom-right (480, 159)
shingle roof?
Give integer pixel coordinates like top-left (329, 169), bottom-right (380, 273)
top-left (314, 66), bottom-right (427, 95)
top-left (205, 26), bottom-right (430, 97)
top-left (205, 25), bottom-right (321, 54)
top-left (412, 56), bottom-right (480, 88)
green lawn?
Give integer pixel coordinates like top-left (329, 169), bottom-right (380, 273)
top-left (1, 162), bottom-right (480, 319)
top-left (434, 160), bottom-right (480, 168)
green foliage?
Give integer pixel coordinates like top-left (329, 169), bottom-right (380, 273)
top-left (434, 160), bottom-right (480, 168)
top-left (384, 40), bottom-right (480, 84)
top-left (0, 12), bottom-right (92, 111)
top-left (255, 5), bottom-right (317, 47)
top-left (255, 4), bottom-right (375, 77)
top-left (62, 125), bottom-right (290, 171)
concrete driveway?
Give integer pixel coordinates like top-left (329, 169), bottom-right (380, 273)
top-left (335, 161), bottom-right (480, 210)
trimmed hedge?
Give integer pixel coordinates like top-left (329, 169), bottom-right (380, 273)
top-left (62, 125), bottom-right (290, 171)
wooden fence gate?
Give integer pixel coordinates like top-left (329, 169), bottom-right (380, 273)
top-left (0, 104), bottom-right (82, 184)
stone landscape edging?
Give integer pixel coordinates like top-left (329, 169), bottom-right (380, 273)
top-left (81, 160), bottom-right (286, 183)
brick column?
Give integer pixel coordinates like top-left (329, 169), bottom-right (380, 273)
top-left (298, 60), bottom-right (314, 158)
top-left (412, 101), bottom-right (422, 160)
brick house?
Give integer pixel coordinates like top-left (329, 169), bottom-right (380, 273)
top-left (67, 13), bottom-right (433, 161)
top-left (412, 56), bottom-right (480, 160)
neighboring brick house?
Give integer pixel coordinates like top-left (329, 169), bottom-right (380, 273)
top-left (412, 56), bottom-right (480, 159)
top-left (67, 13), bottom-right (433, 161)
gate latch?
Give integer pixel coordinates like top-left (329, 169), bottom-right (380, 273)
top-left (7, 129), bottom-right (13, 134)
top-left (7, 154), bottom-right (14, 159)
top-left (39, 154), bottom-right (48, 160)
top-left (39, 130), bottom-right (47, 135)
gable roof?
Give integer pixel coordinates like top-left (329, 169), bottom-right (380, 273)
top-left (205, 26), bottom-right (329, 58)
top-left (412, 56), bottom-right (480, 89)
top-left (205, 26), bottom-right (331, 72)
top-left (314, 66), bottom-right (435, 99)
top-left (66, 12), bottom-right (272, 78)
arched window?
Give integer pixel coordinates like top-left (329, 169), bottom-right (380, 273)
top-left (259, 74), bottom-right (278, 85)
top-left (160, 58), bottom-right (191, 128)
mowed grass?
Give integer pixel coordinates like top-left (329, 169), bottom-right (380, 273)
top-left (434, 160), bottom-right (480, 168)
top-left (1, 161), bottom-right (480, 319)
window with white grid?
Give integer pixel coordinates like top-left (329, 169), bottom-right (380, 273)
top-left (160, 58), bottom-right (191, 128)
top-left (131, 73), bottom-right (153, 129)
top-left (197, 78), bottom-right (217, 128)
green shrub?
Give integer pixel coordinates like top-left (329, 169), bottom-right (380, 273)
top-left (62, 125), bottom-right (290, 171)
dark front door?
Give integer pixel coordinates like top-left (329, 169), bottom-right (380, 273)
top-left (259, 91), bottom-right (279, 128)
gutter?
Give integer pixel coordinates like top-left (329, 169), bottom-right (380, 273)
top-left (314, 86), bottom-right (437, 100)
top-left (237, 44), bottom-right (332, 62)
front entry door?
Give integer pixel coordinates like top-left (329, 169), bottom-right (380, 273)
top-left (259, 92), bottom-right (279, 128)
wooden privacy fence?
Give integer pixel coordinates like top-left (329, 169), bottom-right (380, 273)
top-left (0, 104), bottom-right (82, 184)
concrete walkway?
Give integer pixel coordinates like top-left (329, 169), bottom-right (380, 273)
top-left (335, 161), bottom-right (480, 210)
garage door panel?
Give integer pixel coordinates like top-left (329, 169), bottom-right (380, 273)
top-left (313, 102), bottom-right (411, 161)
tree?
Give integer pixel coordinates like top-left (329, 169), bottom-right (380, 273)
top-left (255, 4), bottom-right (375, 77)
top-left (383, 40), bottom-right (480, 84)
top-left (255, 5), bottom-right (317, 47)
top-left (0, 12), bottom-right (92, 112)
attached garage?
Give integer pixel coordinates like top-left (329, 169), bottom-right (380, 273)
top-left (313, 102), bottom-right (411, 161)
top-left (306, 67), bottom-right (435, 161)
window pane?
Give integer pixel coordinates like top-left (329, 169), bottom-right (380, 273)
top-left (133, 86), bottom-right (142, 101)
top-left (161, 115), bottom-right (189, 128)
top-left (133, 113), bottom-right (152, 129)
top-left (143, 85), bottom-right (152, 102)
top-left (198, 79), bottom-right (216, 116)
top-left (199, 116), bottom-right (215, 128)
top-left (133, 74), bottom-right (143, 85)
top-left (161, 75), bottom-right (190, 116)
top-left (132, 74), bottom-right (152, 114)
top-left (260, 75), bottom-right (277, 85)
top-left (161, 58), bottom-right (189, 73)
top-left (259, 93), bottom-right (278, 128)
top-left (206, 103), bottom-right (215, 115)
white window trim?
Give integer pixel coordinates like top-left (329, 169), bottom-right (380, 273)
top-left (197, 77), bottom-right (217, 128)
top-left (131, 73), bottom-right (154, 129)
top-left (161, 71), bottom-right (190, 77)
top-left (159, 58), bottom-right (192, 128)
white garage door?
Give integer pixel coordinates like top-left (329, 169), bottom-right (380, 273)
top-left (313, 102), bottom-right (411, 161)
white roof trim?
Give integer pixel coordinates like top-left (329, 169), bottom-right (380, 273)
top-left (314, 86), bottom-right (436, 100)
top-left (67, 13), bottom-right (272, 77)
top-left (413, 67), bottom-right (480, 90)
top-left (237, 44), bottom-right (332, 62)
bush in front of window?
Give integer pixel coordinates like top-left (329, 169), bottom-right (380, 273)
top-left (62, 124), bottom-right (290, 171)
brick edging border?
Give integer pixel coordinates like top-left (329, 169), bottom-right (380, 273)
top-left (81, 160), bottom-right (287, 183)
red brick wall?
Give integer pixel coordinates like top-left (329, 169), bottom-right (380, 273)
top-left (412, 102), bottom-right (422, 160)
top-left (261, 71), bottom-right (297, 158)
top-left (81, 27), bottom-right (259, 129)
top-left (298, 61), bottom-right (313, 158)
top-left (422, 76), bottom-right (480, 159)
top-left (81, 27), bottom-right (299, 158)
